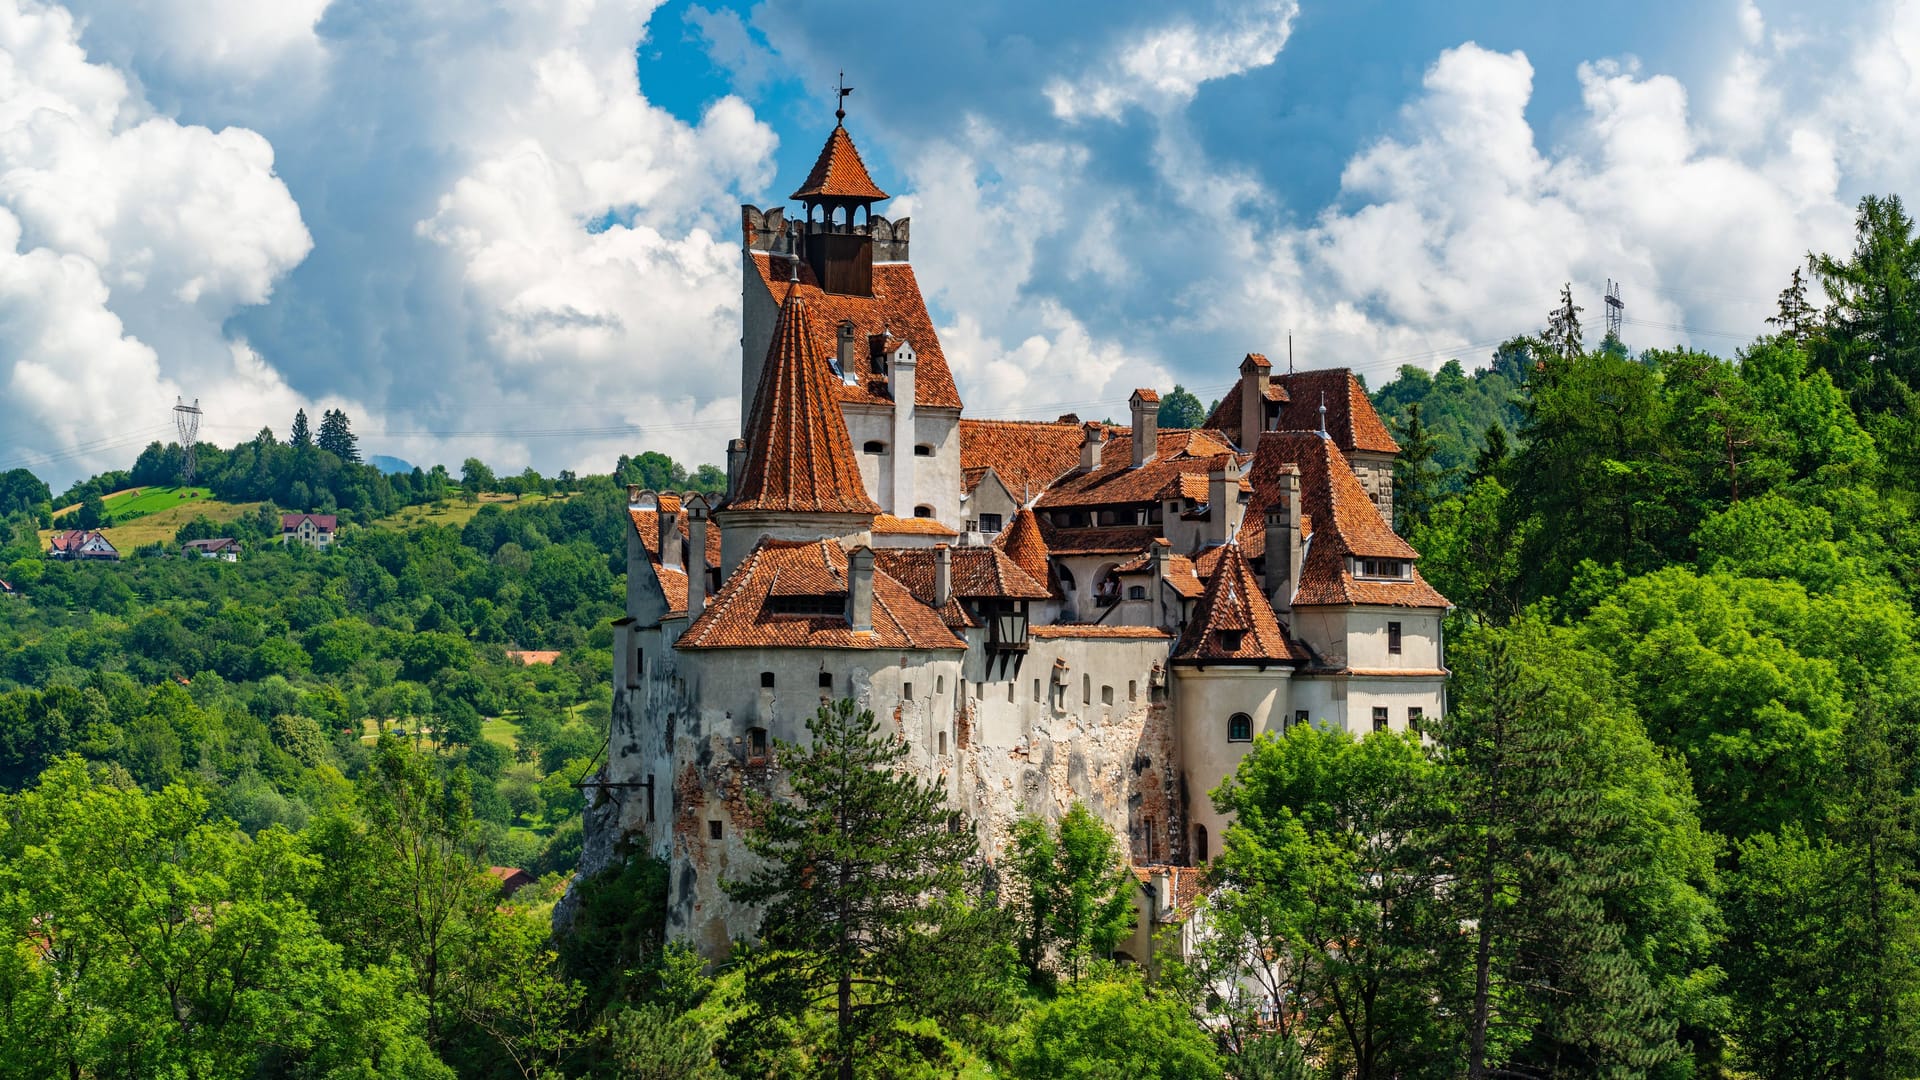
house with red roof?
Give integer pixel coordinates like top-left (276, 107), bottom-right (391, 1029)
top-left (279, 513), bottom-right (337, 551)
top-left (584, 116), bottom-right (1449, 963)
top-left (46, 530), bottom-right (118, 561)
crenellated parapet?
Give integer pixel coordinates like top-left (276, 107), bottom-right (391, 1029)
top-left (742, 204), bottom-right (911, 263)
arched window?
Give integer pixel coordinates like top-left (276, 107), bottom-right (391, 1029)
top-left (913, 504), bottom-right (934, 518)
top-left (863, 440), bottom-right (886, 454)
top-left (914, 444), bottom-right (934, 457)
top-left (1194, 824), bottom-right (1210, 863)
top-left (1228, 712), bottom-right (1253, 742)
top-left (1126, 585), bottom-right (1147, 601)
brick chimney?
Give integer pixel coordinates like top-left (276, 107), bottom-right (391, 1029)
top-left (686, 494), bottom-right (710, 621)
top-left (847, 545), bottom-right (875, 632)
top-left (1129, 389), bottom-right (1160, 468)
top-left (1264, 465), bottom-right (1301, 611)
top-left (1207, 457), bottom-right (1242, 546)
top-left (1080, 422), bottom-right (1106, 472)
top-left (934, 543), bottom-right (952, 608)
top-left (1239, 353), bottom-right (1272, 453)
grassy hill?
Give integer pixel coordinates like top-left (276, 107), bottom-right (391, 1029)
top-left (374, 491), bottom-right (574, 530)
top-left (42, 486), bottom-right (263, 551)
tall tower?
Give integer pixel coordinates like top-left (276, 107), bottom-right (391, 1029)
top-left (789, 119), bottom-right (890, 297)
top-left (1605, 279), bottom-right (1624, 340)
top-left (173, 397), bottom-right (202, 484)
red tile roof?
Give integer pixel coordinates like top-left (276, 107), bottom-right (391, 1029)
top-left (750, 254), bottom-right (962, 409)
top-left (1239, 433), bottom-right (1448, 609)
top-left (790, 124), bottom-right (890, 201)
top-left (47, 530), bottom-right (115, 554)
top-left (1206, 367), bottom-right (1399, 454)
top-left (729, 288), bottom-right (882, 516)
top-left (958, 418), bottom-right (1088, 499)
top-left (1111, 543), bottom-right (1205, 598)
top-left (677, 539), bottom-right (963, 651)
top-left (1037, 523), bottom-right (1163, 556)
top-left (872, 546), bottom-right (1050, 602)
top-left (1173, 543), bottom-right (1301, 663)
top-left (1029, 625), bottom-right (1172, 640)
top-left (281, 513), bottom-right (337, 531)
top-left (873, 514), bottom-right (960, 536)
top-left (996, 507), bottom-right (1054, 592)
top-left (1035, 429), bottom-right (1244, 509)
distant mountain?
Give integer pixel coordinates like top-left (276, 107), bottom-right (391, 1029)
top-left (368, 455), bottom-right (416, 475)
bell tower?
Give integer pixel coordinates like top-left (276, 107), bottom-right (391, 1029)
top-left (789, 81), bottom-right (889, 297)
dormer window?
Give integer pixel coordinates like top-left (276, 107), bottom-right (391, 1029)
top-left (1216, 630), bottom-right (1245, 652)
top-left (1357, 558), bottom-right (1412, 579)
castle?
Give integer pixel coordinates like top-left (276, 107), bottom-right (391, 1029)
top-left (576, 118), bottom-right (1450, 959)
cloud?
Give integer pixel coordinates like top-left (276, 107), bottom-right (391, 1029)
top-left (0, 0), bottom-right (318, 483)
top-left (1045, 0), bottom-right (1298, 121)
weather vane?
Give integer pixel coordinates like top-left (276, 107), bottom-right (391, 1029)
top-left (835, 70), bottom-right (853, 123)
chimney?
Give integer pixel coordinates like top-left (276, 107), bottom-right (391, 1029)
top-left (725, 438), bottom-right (747, 502)
top-left (1207, 457), bottom-right (1242, 546)
top-left (934, 543), bottom-right (952, 608)
top-left (891, 341), bottom-right (916, 516)
top-left (836, 319), bottom-right (857, 378)
top-left (626, 484), bottom-right (642, 506)
top-left (659, 500), bottom-right (681, 572)
top-left (1080, 422), bottom-right (1106, 472)
top-left (686, 495), bottom-right (710, 620)
top-left (1264, 465), bottom-right (1302, 611)
top-left (1150, 537), bottom-right (1173, 618)
top-left (1130, 389), bottom-right (1159, 468)
top-left (847, 545), bottom-right (875, 632)
top-left (1239, 353), bottom-right (1272, 453)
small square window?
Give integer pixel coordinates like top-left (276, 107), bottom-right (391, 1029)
top-left (819, 671), bottom-right (833, 689)
top-left (761, 671), bottom-right (776, 689)
top-left (708, 820), bottom-right (723, 840)
top-left (1293, 709), bottom-right (1309, 730)
top-left (1372, 706), bottom-right (1389, 732)
top-left (1387, 622), bottom-right (1403, 655)
top-left (979, 513), bottom-right (1003, 533)
top-left (1228, 713), bottom-right (1253, 742)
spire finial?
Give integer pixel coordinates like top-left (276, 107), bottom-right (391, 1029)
top-left (835, 71), bottom-right (853, 124)
top-left (1318, 390), bottom-right (1328, 435)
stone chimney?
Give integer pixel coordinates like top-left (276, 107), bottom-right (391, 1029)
top-left (934, 543), bottom-right (952, 608)
top-left (1129, 389), bottom-right (1160, 468)
top-left (1264, 465), bottom-right (1302, 611)
top-left (725, 438), bottom-right (747, 502)
top-left (658, 499), bottom-right (681, 573)
top-left (626, 484), bottom-right (643, 506)
top-left (847, 545), bottom-right (875, 632)
top-left (1207, 457), bottom-right (1242, 546)
top-left (890, 341), bottom-right (917, 515)
top-left (1080, 422), bottom-right (1106, 472)
top-left (836, 319), bottom-right (857, 378)
top-left (686, 494), bottom-right (710, 621)
top-left (1239, 353), bottom-right (1272, 453)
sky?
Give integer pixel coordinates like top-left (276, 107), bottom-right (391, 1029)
top-left (0, 0), bottom-right (1913, 488)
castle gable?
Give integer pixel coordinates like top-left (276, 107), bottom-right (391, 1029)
top-left (677, 538), bottom-right (963, 651)
top-left (748, 255), bottom-right (962, 410)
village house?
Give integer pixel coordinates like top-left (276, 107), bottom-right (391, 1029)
top-left (46, 530), bottom-right (119, 561)
top-left (279, 513), bottom-right (337, 551)
top-left (182, 537), bottom-right (241, 561)
top-left (575, 117), bottom-right (1450, 961)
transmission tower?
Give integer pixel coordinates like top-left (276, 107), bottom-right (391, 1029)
top-left (173, 396), bottom-right (203, 484)
top-left (1604, 279), bottom-right (1624, 340)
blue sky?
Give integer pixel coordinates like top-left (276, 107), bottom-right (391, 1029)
top-left (0, 0), bottom-right (1909, 486)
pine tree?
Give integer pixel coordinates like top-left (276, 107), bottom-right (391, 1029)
top-left (723, 699), bottom-right (987, 1080)
top-left (316, 409), bottom-right (360, 463)
top-left (1469, 423), bottom-right (1509, 484)
top-left (290, 409), bottom-right (312, 449)
top-left (1543, 283), bottom-right (1585, 360)
top-left (1767, 264), bottom-right (1817, 343)
top-left (1391, 401), bottom-right (1447, 533)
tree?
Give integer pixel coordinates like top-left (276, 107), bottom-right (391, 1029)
top-left (1469, 423), bottom-right (1509, 484)
top-left (461, 458), bottom-right (496, 494)
top-left (317, 409), bottom-right (361, 463)
top-left (1391, 401), bottom-right (1447, 533)
top-left (1543, 283), bottom-right (1584, 360)
top-left (1437, 620), bottom-right (1716, 1078)
top-left (1007, 802), bottom-right (1136, 984)
top-left (1009, 969), bottom-right (1222, 1080)
top-left (291, 408), bottom-right (313, 449)
top-left (1768, 264), bottom-right (1817, 343)
top-left (1207, 724), bottom-right (1452, 1078)
top-left (1157, 385), bottom-right (1206, 429)
top-left (723, 699), bottom-right (988, 1080)
top-left (0, 468), bottom-right (49, 517)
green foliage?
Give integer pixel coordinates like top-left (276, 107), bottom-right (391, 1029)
top-left (1008, 802), bottom-right (1136, 984)
top-left (1009, 969), bottom-right (1222, 1080)
top-left (1157, 384), bottom-right (1206, 429)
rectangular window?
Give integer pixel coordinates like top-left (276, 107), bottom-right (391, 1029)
top-left (761, 671), bottom-right (775, 689)
top-left (708, 820), bottom-right (723, 840)
top-left (628, 646), bottom-right (643, 689)
top-left (938, 731), bottom-right (948, 755)
top-left (904, 682), bottom-right (914, 700)
top-left (1101, 685), bottom-right (1114, 706)
top-left (979, 513), bottom-right (1003, 533)
top-left (1387, 622), bottom-right (1402, 655)
top-left (819, 671), bottom-right (833, 689)
top-left (1129, 680), bottom-right (1138, 701)
top-left (646, 775), bottom-right (655, 822)
top-left (936, 675), bottom-right (945, 694)
top-left (1372, 706), bottom-right (1390, 732)
top-left (1408, 707), bottom-right (1424, 734)
top-left (748, 727), bottom-right (768, 759)
top-left (1083, 675), bottom-right (1091, 705)
top-left (1034, 679), bottom-right (1042, 703)
top-left (1294, 709), bottom-right (1309, 730)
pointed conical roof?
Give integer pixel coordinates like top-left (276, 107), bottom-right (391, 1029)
top-left (996, 506), bottom-right (1052, 594)
top-left (790, 124), bottom-right (890, 201)
top-left (1173, 543), bottom-right (1298, 662)
top-left (728, 288), bottom-right (882, 515)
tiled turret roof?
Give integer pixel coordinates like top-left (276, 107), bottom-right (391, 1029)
top-left (996, 506), bottom-right (1053, 592)
top-left (729, 288), bottom-right (882, 516)
top-left (790, 124), bottom-right (889, 201)
top-left (1172, 543), bottom-right (1300, 663)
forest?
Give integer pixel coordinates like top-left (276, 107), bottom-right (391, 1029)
top-left (1, 194), bottom-right (1919, 1077)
